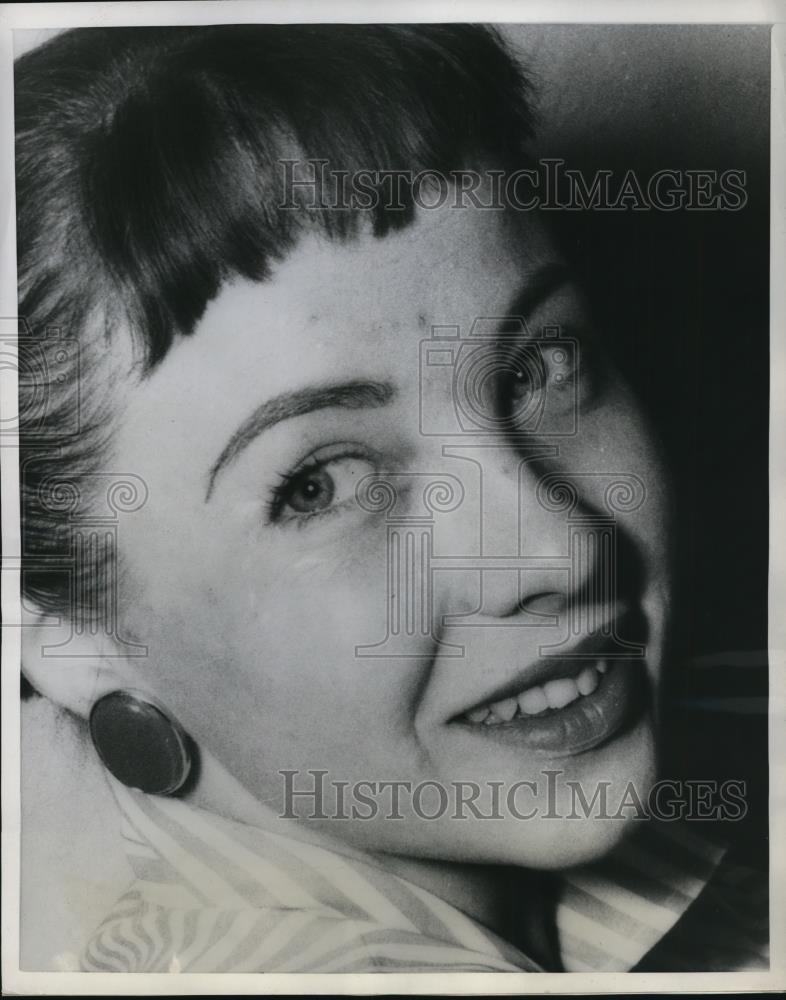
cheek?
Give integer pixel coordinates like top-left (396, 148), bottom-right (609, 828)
top-left (550, 387), bottom-right (675, 650)
top-left (117, 507), bottom-right (425, 767)
top-left (562, 386), bottom-right (673, 531)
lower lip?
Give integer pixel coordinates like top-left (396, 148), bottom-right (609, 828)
top-left (453, 659), bottom-right (648, 758)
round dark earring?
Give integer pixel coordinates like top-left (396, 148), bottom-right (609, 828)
top-left (89, 689), bottom-right (196, 796)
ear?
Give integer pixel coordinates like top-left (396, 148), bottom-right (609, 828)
top-left (21, 602), bottom-right (141, 720)
top-left (21, 604), bottom-right (286, 828)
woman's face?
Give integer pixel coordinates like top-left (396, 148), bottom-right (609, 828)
top-left (109, 199), bottom-right (673, 868)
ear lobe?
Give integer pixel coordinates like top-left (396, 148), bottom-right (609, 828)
top-left (21, 604), bottom-right (134, 720)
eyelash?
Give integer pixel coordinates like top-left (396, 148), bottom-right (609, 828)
top-left (506, 326), bottom-right (599, 406)
top-left (264, 445), bottom-right (377, 527)
top-left (263, 328), bottom-right (599, 527)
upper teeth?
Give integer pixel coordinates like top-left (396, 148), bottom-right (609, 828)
top-left (464, 659), bottom-right (608, 725)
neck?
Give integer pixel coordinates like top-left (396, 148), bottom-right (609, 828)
top-left (372, 852), bottom-right (561, 969)
top-left (190, 754), bottom-right (561, 968)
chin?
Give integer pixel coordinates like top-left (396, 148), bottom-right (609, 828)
top-left (373, 715), bottom-right (659, 872)
top-left (510, 716), bottom-right (659, 871)
top-left (435, 714), bottom-right (660, 872)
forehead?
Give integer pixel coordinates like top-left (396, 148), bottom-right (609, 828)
top-left (166, 202), bottom-right (554, 380)
top-left (112, 204), bottom-right (558, 471)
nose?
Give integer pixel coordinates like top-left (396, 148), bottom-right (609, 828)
top-left (432, 442), bottom-right (594, 625)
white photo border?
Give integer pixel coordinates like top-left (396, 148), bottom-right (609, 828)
top-left (1, 1), bottom-right (784, 994)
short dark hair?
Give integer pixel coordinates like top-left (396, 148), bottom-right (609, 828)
top-left (16, 23), bottom-right (536, 618)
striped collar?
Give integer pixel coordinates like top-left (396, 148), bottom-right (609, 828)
top-left (80, 777), bottom-right (766, 974)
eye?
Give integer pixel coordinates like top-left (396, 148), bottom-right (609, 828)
top-left (495, 343), bottom-right (548, 428)
top-left (500, 331), bottom-right (598, 432)
top-left (268, 450), bottom-right (377, 524)
top-left (507, 344), bottom-right (548, 402)
top-left (286, 465), bottom-right (335, 514)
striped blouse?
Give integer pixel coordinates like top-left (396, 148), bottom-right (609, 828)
top-left (80, 777), bottom-right (769, 974)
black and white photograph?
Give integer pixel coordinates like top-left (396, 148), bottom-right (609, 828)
top-left (1, 1), bottom-right (784, 992)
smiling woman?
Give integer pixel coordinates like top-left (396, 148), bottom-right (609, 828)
top-left (14, 22), bottom-right (769, 976)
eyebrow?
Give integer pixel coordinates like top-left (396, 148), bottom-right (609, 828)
top-left (504, 261), bottom-right (573, 319)
top-left (205, 380), bottom-right (394, 500)
top-left (204, 262), bottom-right (570, 501)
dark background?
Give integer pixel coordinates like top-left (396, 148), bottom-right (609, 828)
top-left (504, 24), bottom-right (770, 864)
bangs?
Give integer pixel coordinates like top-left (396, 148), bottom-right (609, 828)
top-left (17, 24), bottom-right (534, 368)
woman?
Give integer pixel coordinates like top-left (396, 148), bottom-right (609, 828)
top-left (16, 23), bottom-right (768, 973)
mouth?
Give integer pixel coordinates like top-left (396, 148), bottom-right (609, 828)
top-left (450, 657), bottom-right (648, 758)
